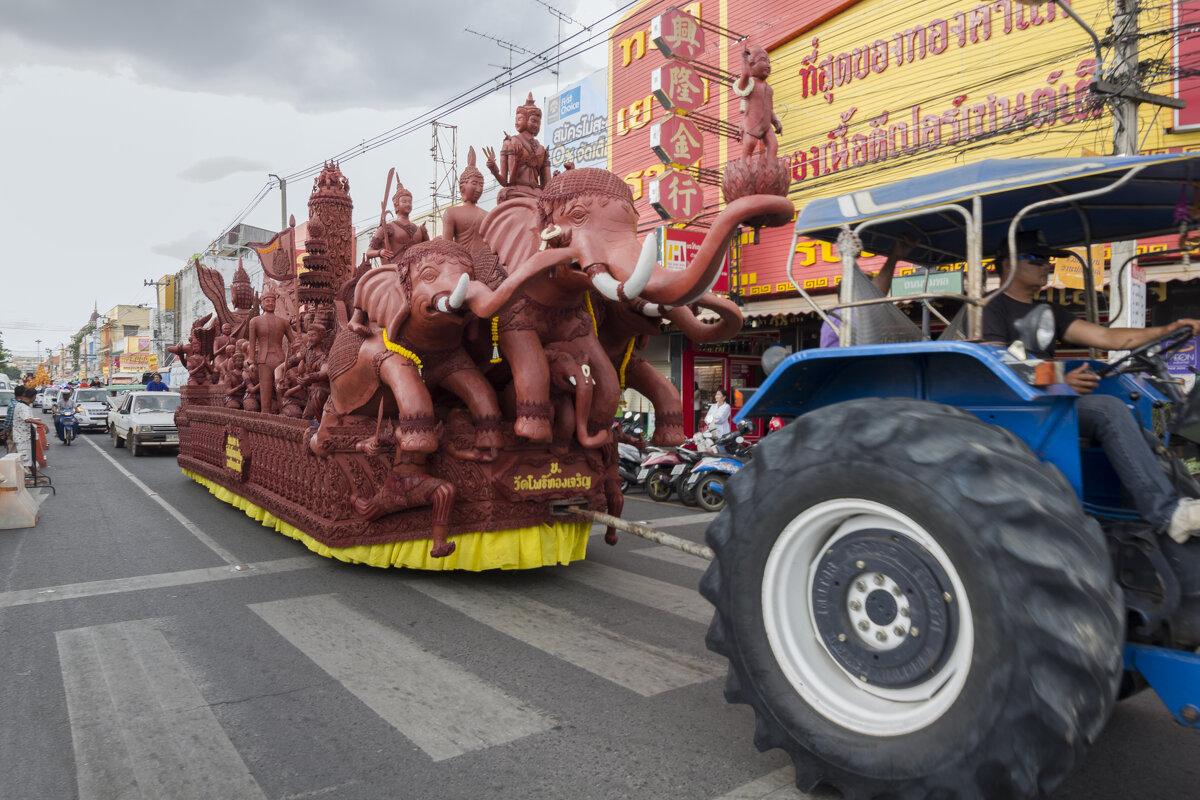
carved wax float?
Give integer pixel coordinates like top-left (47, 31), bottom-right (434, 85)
top-left (177, 154), bottom-right (793, 571)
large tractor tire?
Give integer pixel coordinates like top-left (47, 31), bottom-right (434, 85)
top-left (700, 398), bottom-right (1123, 799)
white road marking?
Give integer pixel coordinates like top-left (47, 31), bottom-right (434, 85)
top-left (407, 578), bottom-right (721, 696)
top-left (711, 766), bottom-right (828, 799)
top-left (82, 435), bottom-right (241, 565)
top-left (58, 618), bottom-right (267, 800)
top-left (250, 594), bottom-right (553, 762)
top-left (0, 558), bottom-right (315, 610)
top-left (635, 545), bottom-right (711, 571)
top-left (555, 560), bottom-right (712, 624)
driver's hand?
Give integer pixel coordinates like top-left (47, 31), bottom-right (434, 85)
top-left (1168, 318), bottom-right (1200, 336)
top-left (1065, 364), bottom-right (1099, 395)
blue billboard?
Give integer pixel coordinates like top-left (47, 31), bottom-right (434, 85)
top-left (545, 70), bottom-right (608, 171)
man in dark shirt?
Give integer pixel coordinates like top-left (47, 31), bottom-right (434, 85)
top-left (145, 373), bottom-right (169, 392)
top-left (983, 230), bottom-right (1200, 543)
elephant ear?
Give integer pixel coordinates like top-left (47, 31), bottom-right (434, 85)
top-left (479, 197), bottom-right (541, 273)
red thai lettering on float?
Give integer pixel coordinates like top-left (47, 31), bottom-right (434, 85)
top-left (787, 59), bottom-right (1102, 184)
top-left (797, 1), bottom-right (1071, 104)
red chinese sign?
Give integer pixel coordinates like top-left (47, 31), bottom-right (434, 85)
top-left (651, 61), bottom-right (705, 112)
top-left (651, 9), bottom-right (704, 60)
top-left (649, 115), bottom-right (704, 166)
top-left (662, 226), bottom-right (728, 292)
top-left (649, 170), bottom-right (704, 220)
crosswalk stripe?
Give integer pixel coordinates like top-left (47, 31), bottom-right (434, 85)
top-left (407, 578), bottom-right (722, 697)
top-left (635, 545), bottom-right (711, 571)
top-left (57, 619), bottom-right (266, 800)
top-left (554, 560), bottom-right (712, 624)
top-left (711, 766), bottom-right (828, 799)
top-left (249, 594), bottom-right (553, 762)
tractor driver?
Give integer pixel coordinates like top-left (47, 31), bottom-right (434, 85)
top-left (983, 230), bottom-right (1200, 544)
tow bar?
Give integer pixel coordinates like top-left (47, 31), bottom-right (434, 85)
top-left (550, 500), bottom-right (714, 560)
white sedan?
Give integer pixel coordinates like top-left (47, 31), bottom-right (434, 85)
top-left (108, 391), bottom-right (182, 456)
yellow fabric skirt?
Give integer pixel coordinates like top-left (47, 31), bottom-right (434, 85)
top-left (182, 469), bottom-right (590, 571)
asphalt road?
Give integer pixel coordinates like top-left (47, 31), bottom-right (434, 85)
top-left (0, 428), bottom-right (1195, 800)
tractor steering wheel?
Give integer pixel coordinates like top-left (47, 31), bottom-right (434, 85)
top-left (1093, 327), bottom-right (1194, 381)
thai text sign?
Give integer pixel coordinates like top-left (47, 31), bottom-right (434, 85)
top-left (776, 0), bottom-right (1111, 200)
top-left (891, 270), bottom-right (963, 297)
top-left (118, 353), bottom-right (157, 372)
top-left (546, 71), bottom-right (608, 170)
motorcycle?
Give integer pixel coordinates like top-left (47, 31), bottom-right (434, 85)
top-left (640, 430), bottom-right (718, 504)
top-left (684, 425), bottom-right (755, 512)
top-left (618, 440), bottom-right (643, 493)
top-left (60, 407), bottom-right (78, 446)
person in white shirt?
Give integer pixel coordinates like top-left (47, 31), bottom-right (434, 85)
top-left (704, 388), bottom-right (733, 437)
top-left (11, 387), bottom-right (47, 468)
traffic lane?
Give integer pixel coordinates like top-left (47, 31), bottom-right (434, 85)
top-left (0, 432), bottom-right (234, 593)
top-left (100, 436), bottom-right (318, 567)
top-left (1054, 690), bottom-right (1200, 798)
top-left (0, 515), bottom-right (782, 800)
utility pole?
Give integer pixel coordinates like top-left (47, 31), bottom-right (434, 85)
top-left (429, 121), bottom-right (459, 230)
top-left (1107, 0), bottom-right (1140, 330)
top-left (269, 173), bottom-right (288, 230)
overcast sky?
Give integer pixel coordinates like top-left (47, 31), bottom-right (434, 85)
top-left (0, 0), bottom-right (626, 356)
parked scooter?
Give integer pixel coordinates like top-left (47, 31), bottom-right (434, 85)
top-left (618, 440), bottom-right (643, 493)
top-left (684, 424), bottom-right (755, 512)
top-left (641, 430), bottom-right (718, 504)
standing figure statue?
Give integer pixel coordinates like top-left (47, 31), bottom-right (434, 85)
top-left (734, 44), bottom-right (782, 161)
top-left (484, 93), bottom-right (551, 202)
top-left (248, 282), bottom-right (296, 414)
top-left (364, 180), bottom-right (429, 265)
top-left (441, 147), bottom-right (489, 256)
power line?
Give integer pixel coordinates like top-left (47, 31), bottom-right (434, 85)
top-left (204, 0), bottom-right (663, 251)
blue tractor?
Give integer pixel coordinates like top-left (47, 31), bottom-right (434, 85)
top-left (702, 155), bottom-right (1200, 798)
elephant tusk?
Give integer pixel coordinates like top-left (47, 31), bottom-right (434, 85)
top-left (623, 234), bottom-right (657, 299)
top-left (539, 224), bottom-right (563, 251)
top-left (640, 302), bottom-right (671, 317)
top-left (448, 273), bottom-right (469, 310)
top-left (569, 376), bottom-right (577, 386)
top-left (436, 297), bottom-right (451, 314)
top-left (590, 272), bottom-right (622, 301)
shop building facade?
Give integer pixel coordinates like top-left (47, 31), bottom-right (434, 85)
top-left (606, 0), bottom-right (1200, 434)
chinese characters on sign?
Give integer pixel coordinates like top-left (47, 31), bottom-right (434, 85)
top-left (649, 116), bottom-right (704, 166)
top-left (651, 9), bottom-right (705, 60)
top-left (649, 170), bottom-right (704, 220)
top-left (651, 61), bottom-right (706, 112)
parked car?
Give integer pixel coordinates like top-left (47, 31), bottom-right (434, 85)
top-left (0, 389), bottom-right (13, 444)
top-left (31, 391), bottom-right (42, 409)
top-left (68, 387), bottom-right (113, 432)
top-left (108, 391), bottom-right (182, 455)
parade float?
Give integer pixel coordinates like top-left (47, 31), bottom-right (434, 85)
top-left (174, 53), bottom-right (793, 571)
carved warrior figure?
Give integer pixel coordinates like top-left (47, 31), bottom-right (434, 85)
top-left (365, 180), bottom-right (429, 264)
top-left (248, 281), bottom-right (296, 414)
top-left (484, 93), bottom-right (551, 201)
top-left (441, 147), bottom-right (489, 256)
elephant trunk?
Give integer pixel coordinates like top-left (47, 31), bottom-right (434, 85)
top-left (573, 365), bottom-right (609, 449)
top-left (466, 245), bottom-right (582, 319)
top-left (636, 195), bottom-right (794, 308)
top-left (664, 293), bottom-right (744, 343)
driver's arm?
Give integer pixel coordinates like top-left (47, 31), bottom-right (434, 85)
top-left (1063, 317), bottom-right (1200, 351)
